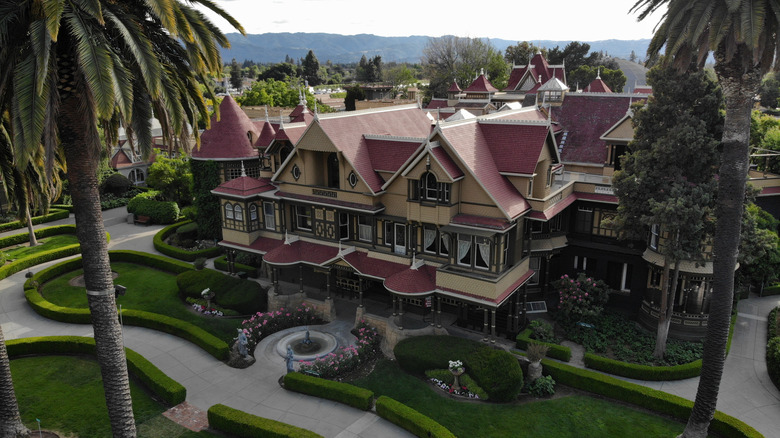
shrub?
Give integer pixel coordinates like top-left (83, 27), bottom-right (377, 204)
top-left (241, 304), bottom-right (323, 352)
top-left (527, 375), bottom-right (556, 397)
top-left (176, 269), bottom-right (266, 313)
top-left (375, 396), bottom-right (456, 438)
top-left (208, 404), bottom-right (323, 438)
top-left (528, 319), bottom-right (557, 343)
top-left (526, 342), bottom-right (549, 362)
top-left (176, 222), bottom-right (199, 240)
top-left (768, 307), bottom-right (780, 391)
top-left (154, 221), bottom-right (223, 261)
top-left (180, 205), bottom-right (197, 221)
top-left (515, 328), bottom-right (572, 362)
top-left (552, 273), bottom-right (610, 323)
top-left (193, 257), bottom-right (207, 270)
top-left (394, 335), bottom-right (522, 402)
top-left (584, 353), bottom-right (702, 381)
top-left (100, 173), bottom-right (133, 197)
top-left (283, 372), bottom-right (374, 411)
top-left (298, 320), bottom-right (380, 379)
top-left (464, 346), bottom-right (523, 402)
top-left (213, 255), bottom-right (259, 278)
top-left (127, 190), bottom-right (179, 224)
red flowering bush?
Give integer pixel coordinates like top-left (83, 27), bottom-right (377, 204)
top-left (298, 320), bottom-right (381, 379)
top-left (240, 303), bottom-right (324, 352)
top-left (553, 273), bottom-right (610, 323)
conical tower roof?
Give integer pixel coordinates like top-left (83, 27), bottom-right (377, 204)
top-left (193, 95), bottom-right (260, 160)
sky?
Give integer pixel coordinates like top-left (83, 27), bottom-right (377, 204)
top-left (197, 0), bottom-right (665, 42)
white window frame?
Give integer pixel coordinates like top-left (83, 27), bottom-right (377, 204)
top-left (224, 203), bottom-right (234, 220)
top-left (250, 204), bottom-right (258, 221)
top-left (650, 224), bottom-right (660, 250)
top-left (295, 205), bottom-right (312, 231)
top-left (358, 216), bottom-right (372, 242)
top-left (234, 204), bottom-right (243, 221)
top-left (263, 202), bottom-right (275, 230)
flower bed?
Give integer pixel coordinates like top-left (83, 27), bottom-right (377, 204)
top-left (298, 320), bottom-right (380, 379)
top-left (241, 303), bottom-right (324, 352)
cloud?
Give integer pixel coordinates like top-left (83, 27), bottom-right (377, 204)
top-left (272, 20), bottom-right (289, 25)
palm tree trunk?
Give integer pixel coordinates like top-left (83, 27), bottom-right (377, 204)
top-left (679, 45), bottom-right (762, 438)
top-left (0, 325), bottom-right (28, 438)
top-left (59, 96), bottom-right (136, 436)
top-left (25, 202), bottom-right (37, 247)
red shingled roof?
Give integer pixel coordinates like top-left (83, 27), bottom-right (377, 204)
top-left (465, 74), bottom-right (498, 93)
top-left (441, 268), bottom-right (534, 306)
top-left (110, 149), bottom-right (134, 169)
top-left (366, 138), bottom-right (421, 173)
top-left (342, 251), bottom-right (407, 279)
top-left (448, 81), bottom-right (462, 92)
top-left (481, 123), bottom-right (551, 175)
top-left (384, 264), bottom-right (437, 295)
top-left (254, 121), bottom-right (277, 149)
top-left (316, 106), bottom-right (433, 194)
top-left (440, 121), bottom-right (531, 219)
top-left (220, 235), bottom-right (285, 254)
top-left (505, 53), bottom-right (566, 92)
top-left (212, 177), bottom-right (275, 197)
top-left (552, 94), bottom-right (636, 165)
top-left (194, 95), bottom-right (260, 160)
top-left (451, 214), bottom-right (512, 230)
top-left (277, 191), bottom-right (384, 213)
top-left (263, 239), bottom-right (339, 266)
top-left (430, 146), bottom-right (464, 179)
top-left (586, 77), bottom-right (612, 93)
top-left (426, 98), bottom-right (449, 110)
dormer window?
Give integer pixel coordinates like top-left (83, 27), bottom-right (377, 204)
top-left (410, 171), bottom-right (451, 204)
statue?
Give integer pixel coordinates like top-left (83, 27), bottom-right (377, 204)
top-left (237, 329), bottom-right (248, 358)
top-left (286, 345), bottom-right (295, 373)
top-left (302, 327), bottom-right (312, 345)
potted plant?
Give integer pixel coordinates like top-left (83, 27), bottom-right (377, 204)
top-left (526, 343), bottom-right (549, 383)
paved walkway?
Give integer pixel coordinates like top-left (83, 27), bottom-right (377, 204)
top-left (2, 207), bottom-right (779, 437)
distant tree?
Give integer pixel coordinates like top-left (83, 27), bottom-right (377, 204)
top-left (568, 65), bottom-right (627, 92)
top-left (237, 79), bottom-right (333, 112)
top-left (738, 201), bottom-right (780, 292)
top-left (345, 85), bottom-right (365, 111)
top-left (613, 62), bottom-right (723, 359)
top-left (356, 55), bottom-right (370, 82)
top-left (750, 111), bottom-right (780, 173)
top-left (258, 63), bottom-right (300, 82)
top-left (372, 55), bottom-right (383, 82)
top-left (760, 72), bottom-right (780, 108)
top-left (630, 50), bottom-right (638, 63)
top-left (504, 41), bottom-right (544, 65)
top-left (422, 36), bottom-right (509, 100)
top-left (230, 58), bottom-right (243, 89)
top-left (356, 55), bottom-right (383, 82)
top-left (302, 50), bottom-right (323, 86)
top-left (284, 54), bottom-right (295, 64)
top-left (146, 151), bottom-right (193, 207)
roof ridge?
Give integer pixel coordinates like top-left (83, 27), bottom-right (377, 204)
top-left (316, 104), bottom-right (419, 121)
top-left (364, 134), bottom-right (426, 142)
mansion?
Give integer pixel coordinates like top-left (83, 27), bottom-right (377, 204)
top-left (196, 54), bottom-right (780, 343)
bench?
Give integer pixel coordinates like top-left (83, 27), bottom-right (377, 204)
top-left (134, 215), bottom-right (151, 226)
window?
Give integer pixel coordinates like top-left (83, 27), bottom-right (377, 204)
top-left (424, 226), bottom-right (438, 254)
top-left (263, 202), bottom-right (275, 230)
top-left (527, 178), bottom-right (534, 197)
top-left (546, 166), bottom-right (554, 187)
top-left (458, 234), bottom-right (491, 270)
top-left (424, 172), bottom-right (438, 200)
top-left (384, 221), bottom-right (393, 246)
top-left (575, 207), bottom-right (593, 234)
top-left (224, 203), bottom-right (234, 219)
top-left (339, 213), bottom-right (350, 240)
top-left (594, 211), bottom-right (617, 238)
top-left (649, 224), bottom-right (660, 250)
top-left (417, 172), bottom-right (451, 204)
top-left (348, 171), bottom-right (358, 188)
top-left (529, 256), bottom-right (541, 285)
top-left (327, 152), bottom-right (339, 188)
top-left (358, 216), bottom-right (372, 242)
top-left (234, 205), bottom-right (243, 221)
top-left (295, 205), bottom-right (312, 231)
top-left (128, 168), bottom-right (144, 185)
top-left (409, 180), bottom-right (420, 200)
top-left (250, 204), bottom-right (258, 221)
top-left (291, 164), bottom-right (301, 181)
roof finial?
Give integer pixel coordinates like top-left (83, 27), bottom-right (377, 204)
top-left (314, 100), bottom-right (319, 121)
top-left (240, 161), bottom-right (246, 177)
top-left (264, 105), bottom-right (269, 123)
top-left (299, 89), bottom-right (306, 106)
top-left (279, 109), bottom-right (285, 130)
top-left (596, 67), bottom-right (601, 79)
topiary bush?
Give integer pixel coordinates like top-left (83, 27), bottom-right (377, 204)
top-left (177, 269), bottom-right (266, 314)
top-left (175, 222), bottom-right (199, 241)
top-left (127, 190), bottom-right (179, 224)
top-left (100, 173), bottom-right (133, 197)
top-left (394, 335), bottom-right (523, 402)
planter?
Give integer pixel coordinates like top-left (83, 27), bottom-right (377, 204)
top-left (528, 360), bottom-right (543, 383)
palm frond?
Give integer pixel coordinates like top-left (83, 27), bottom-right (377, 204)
top-left (30, 18), bottom-right (52, 94)
top-left (738, 0), bottom-right (766, 51)
top-left (188, 0), bottom-right (245, 35)
top-left (41, 0), bottom-right (65, 40)
top-left (144, 0), bottom-right (177, 36)
top-left (130, 87), bottom-right (153, 158)
top-left (11, 53), bottom-right (47, 161)
top-left (102, 8), bottom-right (162, 98)
top-left (64, 9), bottom-right (116, 117)
top-left (43, 55), bottom-right (60, 177)
top-left (107, 50), bottom-right (134, 121)
top-left (69, 0), bottom-right (104, 25)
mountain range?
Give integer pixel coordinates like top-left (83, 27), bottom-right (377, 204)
top-left (220, 33), bottom-right (651, 64)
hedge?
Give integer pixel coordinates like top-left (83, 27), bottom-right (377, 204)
top-left (0, 208), bottom-right (70, 232)
top-left (375, 396), bottom-right (456, 438)
top-left (177, 268), bottom-right (266, 313)
top-left (516, 328), bottom-right (572, 362)
top-left (207, 404), bottom-right (323, 438)
top-left (126, 191), bottom-right (179, 224)
top-left (541, 359), bottom-right (763, 438)
top-left (767, 307), bottom-right (780, 391)
top-left (154, 220), bottom-right (223, 262)
top-left (283, 372), bottom-right (374, 411)
top-left (213, 255), bottom-right (259, 278)
top-left (24, 250), bottom-right (229, 360)
top-left (762, 284), bottom-right (780, 297)
top-left (394, 335), bottom-right (523, 402)
top-left (0, 227), bottom-right (109, 282)
top-left (0, 224), bottom-right (77, 248)
top-left (6, 336), bottom-right (185, 406)
top-left (581, 314), bottom-right (737, 381)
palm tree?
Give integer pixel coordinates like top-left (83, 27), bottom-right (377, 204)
top-left (0, 323), bottom-right (27, 438)
top-left (0, 1), bottom-right (243, 436)
top-left (631, 1), bottom-right (778, 437)
top-left (0, 114), bottom-right (65, 247)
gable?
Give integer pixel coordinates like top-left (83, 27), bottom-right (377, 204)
top-left (601, 115), bottom-right (635, 142)
top-left (295, 123), bottom-right (338, 153)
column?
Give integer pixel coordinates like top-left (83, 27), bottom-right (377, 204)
top-left (273, 267), bottom-right (279, 295)
top-left (490, 309), bottom-right (497, 343)
top-left (482, 308), bottom-right (489, 342)
top-left (299, 265), bottom-right (304, 295)
top-left (325, 269), bottom-right (331, 300)
top-left (521, 284), bottom-right (528, 329)
top-left (358, 279), bottom-right (364, 308)
top-left (544, 254), bottom-right (552, 294)
top-left (392, 295), bottom-right (397, 317)
top-left (436, 296), bottom-right (442, 328)
top-left (398, 297), bottom-right (404, 330)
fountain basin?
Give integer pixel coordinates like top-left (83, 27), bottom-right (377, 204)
top-left (275, 329), bottom-right (338, 361)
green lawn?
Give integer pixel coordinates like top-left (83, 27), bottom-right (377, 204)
top-left (40, 262), bottom-right (242, 342)
top-left (350, 360), bottom-right (710, 438)
top-left (2, 234), bottom-right (80, 260)
top-left (11, 355), bottom-right (220, 437)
